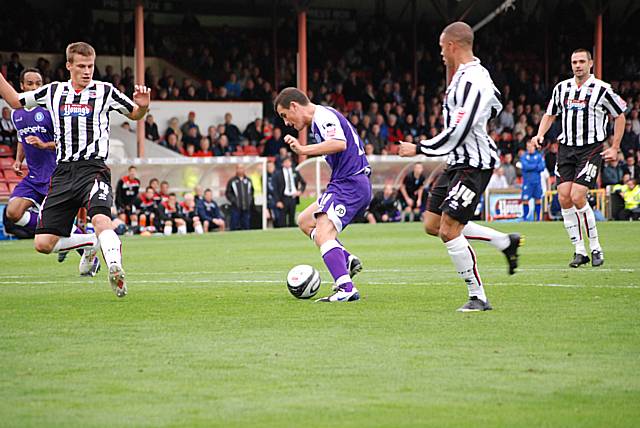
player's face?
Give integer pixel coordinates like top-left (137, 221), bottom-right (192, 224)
top-left (571, 52), bottom-right (592, 78)
top-left (20, 72), bottom-right (43, 92)
top-left (277, 102), bottom-right (304, 131)
top-left (439, 33), bottom-right (453, 67)
top-left (66, 55), bottom-right (95, 88)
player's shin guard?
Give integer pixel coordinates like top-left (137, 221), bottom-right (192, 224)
top-left (15, 211), bottom-right (38, 232)
top-left (445, 235), bottom-right (487, 302)
top-left (463, 221), bottom-right (510, 251)
top-left (98, 229), bottom-right (122, 268)
top-left (522, 203), bottom-right (530, 220)
top-left (52, 233), bottom-right (98, 253)
top-left (320, 239), bottom-right (353, 292)
top-left (577, 204), bottom-right (601, 251)
top-left (561, 207), bottom-right (587, 255)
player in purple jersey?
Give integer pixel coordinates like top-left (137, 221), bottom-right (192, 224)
top-left (4, 68), bottom-right (56, 235)
top-left (274, 87), bottom-right (371, 302)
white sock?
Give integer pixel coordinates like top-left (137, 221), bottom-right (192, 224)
top-left (164, 224), bottom-right (172, 236)
top-left (463, 221), bottom-right (510, 251)
top-left (194, 223), bottom-right (204, 234)
top-left (52, 233), bottom-right (97, 253)
top-left (576, 204), bottom-right (601, 252)
top-left (178, 224), bottom-right (187, 235)
top-left (445, 235), bottom-right (487, 302)
top-left (561, 207), bottom-right (586, 255)
top-left (131, 219), bottom-right (138, 227)
top-left (98, 229), bottom-right (122, 267)
top-left (15, 211), bottom-right (31, 226)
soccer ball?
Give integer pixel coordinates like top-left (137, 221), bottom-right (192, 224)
top-left (286, 265), bottom-right (321, 299)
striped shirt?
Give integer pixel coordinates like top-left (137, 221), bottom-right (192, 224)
top-left (18, 80), bottom-right (135, 163)
top-left (418, 58), bottom-right (501, 170)
top-left (545, 75), bottom-right (627, 146)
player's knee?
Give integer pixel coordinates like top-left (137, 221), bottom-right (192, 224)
top-left (5, 205), bottom-right (21, 223)
top-left (424, 222), bottom-right (439, 236)
top-left (34, 238), bottom-right (54, 254)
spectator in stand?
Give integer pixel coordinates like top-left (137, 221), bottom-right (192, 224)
top-left (487, 167), bottom-right (509, 189)
top-left (134, 186), bottom-right (159, 233)
top-left (630, 109), bottom-right (640, 135)
top-left (621, 122), bottom-right (639, 156)
top-left (180, 111), bottom-right (200, 137)
top-left (180, 193), bottom-right (203, 234)
top-left (145, 114), bottom-right (160, 143)
top-left (159, 181), bottom-right (170, 203)
top-left (183, 85), bottom-right (198, 101)
top-left (184, 144), bottom-right (196, 157)
top-left (623, 154), bottom-right (638, 180)
top-left (386, 114), bottom-right (404, 145)
top-left (168, 86), bottom-right (181, 100)
top-left (216, 86), bottom-right (229, 101)
top-left (223, 112), bottom-right (242, 147)
top-left (5, 53), bottom-right (24, 89)
top-left (164, 117), bottom-right (182, 143)
top-left (262, 126), bottom-right (285, 157)
top-left (199, 79), bottom-right (217, 100)
top-left (0, 107), bottom-right (17, 149)
top-left (329, 82), bottom-right (346, 111)
top-left (225, 72), bottom-right (242, 98)
top-left (195, 137), bottom-right (213, 156)
top-left (398, 163), bottom-right (426, 222)
top-left (244, 117), bottom-right (264, 146)
top-left (115, 166), bottom-right (141, 230)
top-left (162, 133), bottom-right (182, 154)
top-left (602, 158), bottom-right (626, 186)
top-left (196, 189), bottom-right (226, 232)
top-left (214, 134), bottom-right (232, 156)
top-left (497, 100), bottom-right (515, 133)
top-left (206, 125), bottom-right (219, 146)
top-left (367, 184), bottom-right (401, 224)
top-left (225, 164), bottom-right (254, 230)
top-left (273, 156), bottom-right (306, 228)
top-left (182, 126), bottom-right (200, 150)
top-left (501, 153), bottom-right (517, 187)
top-left (241, 79), bottom-right (259, 100)
top-left (365, 123), bottom-right (386, 155)
top-left (161, 193), bottom-right (187, 235)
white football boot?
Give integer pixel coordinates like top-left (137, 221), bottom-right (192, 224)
top-left (108, 264), bottom-right (127, 298)
top-left (79, 247), bottom-right (100, 277)
top-left (316, 286), bottom-right (360, 302)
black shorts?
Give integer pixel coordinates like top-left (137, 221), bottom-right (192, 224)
top-left (36, 160), bottom-right (113, 236)
top-left (556, 143), bottom-right (603, 188)
top-left (426, 167), bottom-right (492, 224)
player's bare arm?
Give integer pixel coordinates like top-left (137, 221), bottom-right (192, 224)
top-left (531, 114), bottom-right (556, 148)
top-left (127, 84), bottom-right (151, 120)
top-left (13, 143), bottom-right (25, 176)
top-left (0, 73), bottom-right (23, 109)
top-left (25, 135), bottom-right (56, 150)
top-left (602, 114), bottom-right (626, 162)
top-left (284, 134), bottom-right (346, 156)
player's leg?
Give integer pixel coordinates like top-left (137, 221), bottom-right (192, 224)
top-left (193, 216), bottom-right (204, 234)
top-left (176, 218), bottom-right (187, 234)
top-left (571, 183), bottom-right (603, 266)
top-left (164, 220), bottom-right (173, 236)
top-left (558, 181), bottom-right (589, 267)
top-left (5, 197), bottom-right (37, 231)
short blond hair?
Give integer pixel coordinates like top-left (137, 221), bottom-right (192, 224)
top-left (66, 42), bottom-right (96, 63)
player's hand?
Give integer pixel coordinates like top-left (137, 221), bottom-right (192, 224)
top-left (133, 85), bottom-right (151, 108)
top-left (601, 146), bottom-right (619, 163)
top-left (276, 201), bottom-right (284, 209)
top-left (25, 135), bottom-right (47, 149)
top-left (12, 160), bottom-right (23, 176)
top-left (284, 134), bottom-right (305, 155)
top-left (398, 142), bottom-right (417, 157)
top-left (531, 135), bottom-right (544, 149)
top-left (406, 198), bottom-right (414, 208)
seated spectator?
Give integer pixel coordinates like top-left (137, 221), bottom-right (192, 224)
top-left (502, 153), bottom-right (517, 186)
top-left (0, 106), bottom-right (17, 149)
top-left (145, 114), bottom-right (160, 142)
top-left (244, 118), bottom-right (264, 145)
top-left (180, 193), bottom-right (203, 234)
top-left (195, 137), bottom-right (213, 157)
top-left (213, 135), bottom-right (232, 156)
top-left (365, 123), bottom-right (386, 154)
top-left (487, 167), bottom-right (509, 189)
top-left (613, 177), bottom-right (640, 220)
top-left (224, 112), bottom-right (242, 147)
top-left (206, 125), bottom-right (220, 146)
top-left (398, 163), bottom-right (426, 222)
top-left (196, 188), bottom-right (226, 232)
top-left (184, 144), bottom-right (197, 157)
top-left (161, 193), bottom-right (187, 235)
top-left (164, 117), bottom-right (182, 142)
top-left (263, 127), bottom-right (285, 157)
top-left (161, 133), bottom-right (182, 154)
top-left (198, 79), bottom-right (217, 100)
top-left (182, 126), bottom-right (200, 150)
top-left (623, 154), bottom-right (638, 180)
top-left (225, 73), bottom-right (242, 98)
top-left (621, 122), bottom-right (639, 156)
top-left (367, 184), bottom-right (401, 223)
top-left (602, 158), bottom-right (625, 186)
top-left (241, 79), bottom-right (259, 100)
top-left (181, 111), bottom-right (200, 137)
top-left (133, 186), bottom-right (159, 233)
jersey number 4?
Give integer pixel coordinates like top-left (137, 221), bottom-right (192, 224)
top-left (447, 182), bottom-right (476, 208)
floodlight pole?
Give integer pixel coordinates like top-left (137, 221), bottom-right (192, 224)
top-left (135, 0), bottom-right (145, 158)
top-left (594, 13), bottom-right (603, 78)
top-left (297, 6), bottom-right (308, 159)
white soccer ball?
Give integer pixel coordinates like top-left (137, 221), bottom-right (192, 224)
top-left (286, 265), bottom-right (321, 299)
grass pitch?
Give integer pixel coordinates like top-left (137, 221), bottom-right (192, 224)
top-left (1, 222), bottom-right (639, 427)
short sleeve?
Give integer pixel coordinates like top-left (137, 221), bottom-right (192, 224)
top-left (545, 84), bottom-right (562, 116)
top-left (600, 87), bottom-right (627, 118)
top-left (19, 84), bottom-right (50, 109)
top-left (108, 85), bottom-right (135, 115)
top-left (316, 111), bottom-right (347, 142)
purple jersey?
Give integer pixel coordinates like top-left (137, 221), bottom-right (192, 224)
top-left (311, 105), bottom-right (370, 181)
top-left (11, 107), bottom-right (57, 186)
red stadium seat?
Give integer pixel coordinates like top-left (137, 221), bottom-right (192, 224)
top-left (0, 157), bottom-right (13, 168)
top-left (8, 182), bottom-right (17, 192)
top-left (2, 169), bottom-right (22, 183)
top-left (0, 145), bottom-right (13, 157)
top-left (0, 182), bottom-right (9, 197)
top-left (243, 146), bottom-right (259, 156)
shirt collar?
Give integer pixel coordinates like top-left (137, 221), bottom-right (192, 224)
top-left (457, 57), bottom-right (481, 72)
top-left (573, 74), bottom-right (594, 88)
top-left (68, 80), bottom-right (95, 93)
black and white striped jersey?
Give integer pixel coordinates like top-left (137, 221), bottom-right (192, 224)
top-left (18, 80), bottom-right (135, 163)
top-left (545, 74), bottom-right (627, 146)
top-left (418, 58), bottom-right (501, 170)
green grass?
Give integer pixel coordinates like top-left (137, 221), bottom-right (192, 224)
top-left (0, 222), bottom-right (639, 427)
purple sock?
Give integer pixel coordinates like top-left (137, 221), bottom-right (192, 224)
top-left (336, 238), bottom-right (351, 265)
top-left (321, 240), bottom-right (353, 292)
top-left (25, 211), bottom-right (38, 232)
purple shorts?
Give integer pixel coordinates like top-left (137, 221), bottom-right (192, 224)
top-left (315, 174), bottom-right (371, 233)
top-left (10, 178), bottom-right (49, 209)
